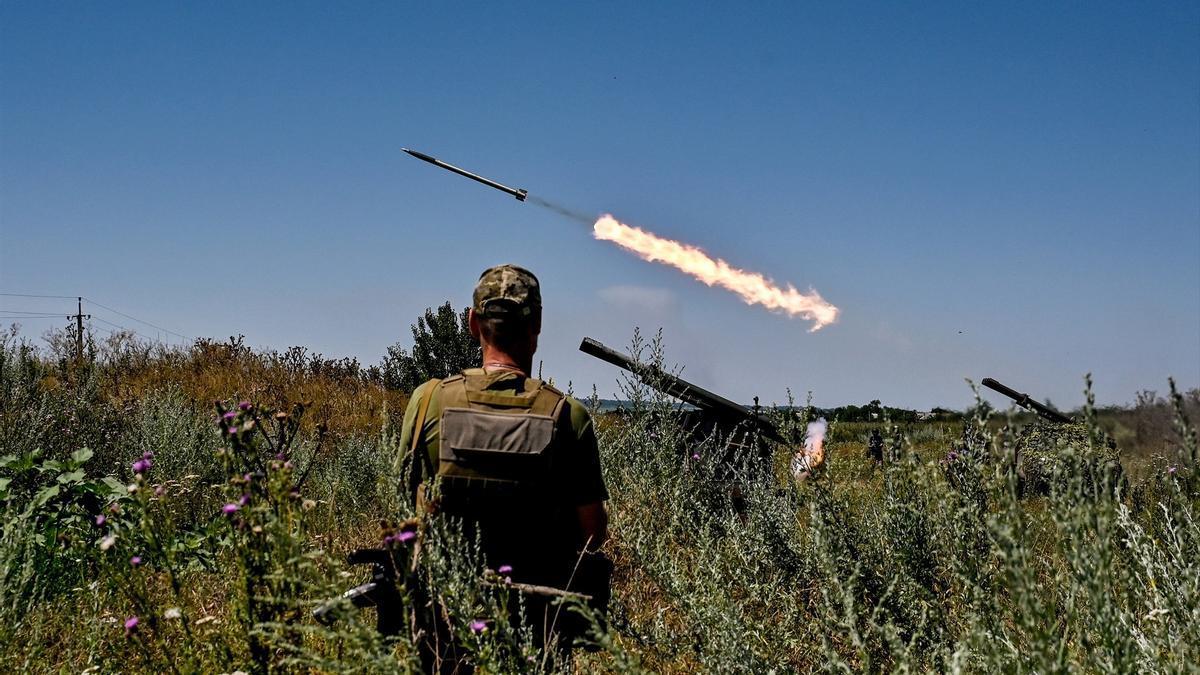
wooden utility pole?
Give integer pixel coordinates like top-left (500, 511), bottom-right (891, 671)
top-left (70, 296), bottom-right (90, 364)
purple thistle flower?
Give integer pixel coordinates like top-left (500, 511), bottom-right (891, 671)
top-left (238, 401), bottom-right (252, 410)
top-left (1168, 466), bottom-right (1177, 475)
top-left (131, 459), bottom-right (151, 474)
top-left (154, 484), bottom-right (165, 497)
top-left (141, 451), bottom-right (154, 461)
top-left (222, 503), bottom-right (240, 515)
top-left (124, 616), bottom-right (139, 634)
top-left (691, 453), bottom-right (700, 461)
top-left (222, 411), bottom-right (237, 422)
top-left (947, 451), bottom-right (959, 462)
top-left (130, 555), bottom-right (142, 566)
top-left (275, 452), bottom-right (286, 461)
top-left (239, 493), bottom-right (250, 506)
top-left (95, 515), bottom-right (106, 527)
top-left (243, 473), bottom-right (253, 483)
top-left (498, 564), bottom-right (513, 575)
top-left (469, 619), bottom-right (487, 634)
top-left (397, 530), bottom-right (416, 543)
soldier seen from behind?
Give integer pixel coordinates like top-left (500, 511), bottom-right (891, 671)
top-left (398, 264), bottom-right (610, 671)
top-left (867, 428), bottom-right (884, 463)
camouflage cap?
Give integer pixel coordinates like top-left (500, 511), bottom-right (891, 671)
top-left (473, 264), bottom-right (542, 320)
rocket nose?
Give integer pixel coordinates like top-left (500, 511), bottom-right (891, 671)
top-left (402, 148), bottom-right (436, 162)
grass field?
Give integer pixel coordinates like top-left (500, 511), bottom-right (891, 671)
top-left (2, 326), bottom-right (1197, 673)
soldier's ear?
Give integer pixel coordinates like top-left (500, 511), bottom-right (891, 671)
top-left (468, 309), bottom-right (483, 341)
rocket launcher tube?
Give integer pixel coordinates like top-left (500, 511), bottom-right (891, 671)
top-left (579, 337), bottom-right (785, 443)
top-left (981, 377), bottom-right (1073, 424)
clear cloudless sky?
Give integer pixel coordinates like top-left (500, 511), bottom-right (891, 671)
top-left (2, 1), bottom-right (1197, 410)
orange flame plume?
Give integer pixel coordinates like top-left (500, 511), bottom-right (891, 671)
top-left (593, 215), bottom-right (839, 330)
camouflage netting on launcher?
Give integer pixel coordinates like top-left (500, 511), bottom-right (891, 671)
top-left (1016, 421), bottom-right (1124, 496)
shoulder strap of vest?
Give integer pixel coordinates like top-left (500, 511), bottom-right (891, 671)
top-left (440, 374), bottom-right (470, 409)
top-left (407, 379), bottom-right (439, 503)
top-left (529, 382), bottom-right (568, 418)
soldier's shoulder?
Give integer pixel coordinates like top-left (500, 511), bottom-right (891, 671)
top-left (410, 377), bottom-right (451, 412)
top-left (529, 380), bottom-right (589, 423)
top-left (563, 395), bottom-right (595, 430)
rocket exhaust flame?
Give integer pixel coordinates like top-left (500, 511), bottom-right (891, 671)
top-left (400, 150), bottom-right (840, 328)
top-left (593, 215), bottom-right (839, 330)
top-left (399, 148), bottom-right (840, 327)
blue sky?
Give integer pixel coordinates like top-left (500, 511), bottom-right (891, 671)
top-left (2, 1), bottom-right (1197, 410)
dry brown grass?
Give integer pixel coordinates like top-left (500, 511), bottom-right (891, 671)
top-left (92, 332), bottom-right (409, 439)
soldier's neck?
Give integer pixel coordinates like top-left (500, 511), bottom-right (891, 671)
top-left (480, 345), bottom-right (532, 378)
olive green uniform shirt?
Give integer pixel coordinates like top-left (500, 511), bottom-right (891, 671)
top-left (398, 369), bottom-right (607, 583)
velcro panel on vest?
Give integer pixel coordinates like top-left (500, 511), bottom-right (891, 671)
top-left (440, 407), bottom-right (556, 463)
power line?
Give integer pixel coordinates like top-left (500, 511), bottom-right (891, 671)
top-left (0, 311), bottom-right (65, 317)
top-left (83, 297), bottom-right (190, 341)
top-left (3, 292), bottom-right (191, 342)
top-left (0, 292), bottom-right (77, 299)
top-left (90, 324), bottom-right (129, 340)
top-left (91, 316), bottom-right (156, 343)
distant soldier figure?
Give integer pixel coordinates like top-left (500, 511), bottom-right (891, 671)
top-left (399, 264), bottom-right (609, 669)
top-left (867, 428), bottom-right (884, 463)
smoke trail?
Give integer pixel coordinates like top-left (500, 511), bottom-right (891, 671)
top-left (527, 195), bottom-right (595, 225)
top-left (593, 214), bottom-right (839, 330)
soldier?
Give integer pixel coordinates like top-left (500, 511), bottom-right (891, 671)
top-left (867, 428), bottom-right (884, 463)
top-left (398, 264), bottom-right (609, 668)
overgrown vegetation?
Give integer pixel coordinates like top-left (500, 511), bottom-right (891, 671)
top-left (1, 323), bottom-right (1197, 672)
top-left (381, 302), bottom-right (481, 392)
